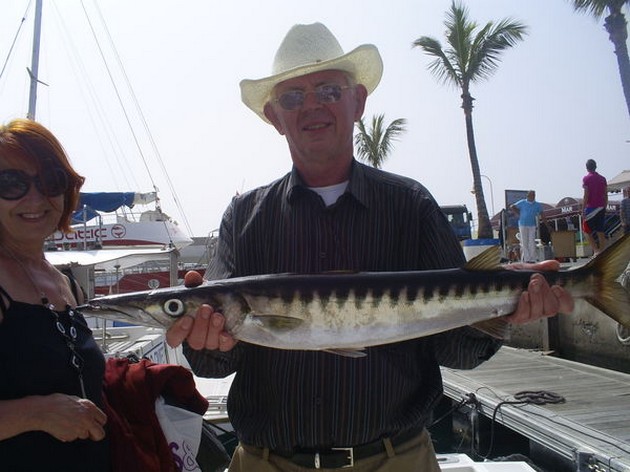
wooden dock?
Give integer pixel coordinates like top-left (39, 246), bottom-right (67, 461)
top-left (440, 346), bottom-right (630, 471)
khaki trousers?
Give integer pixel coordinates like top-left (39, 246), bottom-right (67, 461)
top-left (227, 429), bottom-right (441, 472)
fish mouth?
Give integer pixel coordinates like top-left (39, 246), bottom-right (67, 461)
top-left (76, 302), bottom-right (136, 316)
top-left (76, 302), bottom-right (160, 326)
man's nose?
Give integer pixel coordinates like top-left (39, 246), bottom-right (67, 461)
top-left (302, 90), bottom-right (322, 109)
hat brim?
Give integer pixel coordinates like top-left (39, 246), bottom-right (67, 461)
top-left (240, 44), bottom-right (383, 123)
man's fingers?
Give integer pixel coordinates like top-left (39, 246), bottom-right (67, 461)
top-left (507, 291), bottom-right (530, 324)
top-left (552, 285), bottom-right (574, 314)
top-left (506, 271), bottom-right (575, 325)
top-left (165, 314), bottom-right (195, 348)
top-left (164, 301), bottom-right (238, 352)
top-left (219, 332), bottom-right (238, 351)
top-left (186, 305), bottom-right (214, 350)
top-left (525, 274), bottom-right (544, 320)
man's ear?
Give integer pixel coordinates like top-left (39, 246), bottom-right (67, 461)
top-left (264, 103), bottom-right (285, 135)
top-left (353, 84), bottom-right (368, 122)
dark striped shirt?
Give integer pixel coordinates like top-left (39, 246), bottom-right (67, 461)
top-left (184, 159), bottom-right (501, 450)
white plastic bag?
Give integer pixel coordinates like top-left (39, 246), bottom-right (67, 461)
top-left (155, 396), bottom-right (203, 472)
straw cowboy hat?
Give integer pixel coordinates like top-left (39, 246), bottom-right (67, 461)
top-left (240, 22), bottom-right (383, 123)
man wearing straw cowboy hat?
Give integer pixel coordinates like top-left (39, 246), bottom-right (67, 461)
top-left (167, 23), bottom-right (573, 471)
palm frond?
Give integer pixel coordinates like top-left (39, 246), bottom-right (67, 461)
top-left (468, 19), bottom-right (528, 82)
top-left (569, 0), bottom-right (628, 17)
top-left (445, 2), bottom-right (476, 76)
top-left (412, 37), bottom-right (461, 87)
top-left (354, 115), bottom-right (407, 168)
top-left (378, 118), bottom-right (407, 161)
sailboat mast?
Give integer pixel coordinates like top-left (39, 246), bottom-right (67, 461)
top-left (27, 0), bottom-right (43, 120)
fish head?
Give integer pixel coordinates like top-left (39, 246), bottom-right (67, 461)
top-left (77, 284), bottom-right (214, 329)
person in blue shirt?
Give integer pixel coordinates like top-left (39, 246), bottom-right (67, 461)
top-left (510, 190), bottom-right (549, 263)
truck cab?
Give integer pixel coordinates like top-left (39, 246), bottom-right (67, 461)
top-left (440, 205), bottom-right (473, 241)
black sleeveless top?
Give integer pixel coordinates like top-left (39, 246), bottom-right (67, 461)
top-left (0, 283), bottom-right (110, 471)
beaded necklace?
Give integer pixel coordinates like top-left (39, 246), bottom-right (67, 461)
top-left (1, 246), bottom-right (86, 398)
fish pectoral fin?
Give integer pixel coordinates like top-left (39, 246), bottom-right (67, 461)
top-left (471, 318), bottom-right (510, 339)
top-left (323, 348), bottom-right (367, 358)
top-left (250, 314), bottom-right (303, 331)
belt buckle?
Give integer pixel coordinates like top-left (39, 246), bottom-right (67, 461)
top-left (331, 447), bottom-right (354, 468)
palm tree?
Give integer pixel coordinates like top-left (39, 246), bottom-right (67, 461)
top-left (568, 0), bottom-right (630, 120)
top-left (354, 114), bottom-right (407, 169)
top-left (413, 2), bottom-right (527, 239)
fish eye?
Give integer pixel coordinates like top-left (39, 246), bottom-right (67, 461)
top-left (163, 298), bottom-right (185, 316)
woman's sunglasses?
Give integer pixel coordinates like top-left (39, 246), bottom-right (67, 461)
top-left (0, 168), bottom-right (68, 200)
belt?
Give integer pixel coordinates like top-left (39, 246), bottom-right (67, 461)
top-left (261, 426), bottom-right (424, 469)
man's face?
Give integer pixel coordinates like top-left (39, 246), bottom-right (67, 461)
top-left (264, 69), bottom-right (367, 172)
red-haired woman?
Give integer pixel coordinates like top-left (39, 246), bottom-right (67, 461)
top-left (0, 119), bottom-right (109, 471)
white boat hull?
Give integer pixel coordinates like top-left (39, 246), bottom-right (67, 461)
top-left (51, 219), bottom-right (193, 250)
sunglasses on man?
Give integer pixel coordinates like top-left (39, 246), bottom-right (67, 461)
top-left (275, 84), bottom-right (354, 111)
top-left (0, 168), bottom-right (68, 200)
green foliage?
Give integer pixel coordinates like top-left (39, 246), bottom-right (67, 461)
top-left (354, 114), bottom-right (407, 169)
top-left (569, 0), bottom-right (629, 18)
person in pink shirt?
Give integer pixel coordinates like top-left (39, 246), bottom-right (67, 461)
top-left (582, 159), bottom-right (608, 255)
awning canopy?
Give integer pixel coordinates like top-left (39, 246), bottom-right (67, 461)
top-left (72, 192), bottom-right (158, 223)
top-left (45, 247), bottom-right (174, 272)
top-left (608, 170), bottom-right (630, 193)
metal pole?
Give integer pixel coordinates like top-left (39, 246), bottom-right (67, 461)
top-left (480, 174), bottom-right (495, 216)
top-left (27, 0), bottom-right (43, 119)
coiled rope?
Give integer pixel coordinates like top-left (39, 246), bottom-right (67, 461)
top-left (479, 390), bottom-right (565, 459)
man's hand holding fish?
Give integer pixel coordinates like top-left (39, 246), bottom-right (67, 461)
top-left (167, 303), bottom-right (237, 352)
top-left (504, 259), bottom-right (575, 324)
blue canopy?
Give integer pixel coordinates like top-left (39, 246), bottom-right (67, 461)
top-left (72, 192), bottom-right (136, 223)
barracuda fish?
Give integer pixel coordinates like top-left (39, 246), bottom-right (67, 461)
top-left (79, 234), bottom-right (630, 357)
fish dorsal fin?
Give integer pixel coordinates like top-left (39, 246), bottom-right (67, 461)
top-left (463, 246), bottom-right (502, 271)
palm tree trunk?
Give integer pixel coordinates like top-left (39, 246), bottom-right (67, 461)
top-left (604, 9), bottom-right (630, 122)
top-left (461, 90), bottom-right (493, 239)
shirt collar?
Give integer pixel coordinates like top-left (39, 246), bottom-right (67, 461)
top-left (286, 159), bottom-right (369, 208)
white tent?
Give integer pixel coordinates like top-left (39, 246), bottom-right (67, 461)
top-left (45, 247), bottom-right (175, 272)
top-left (608, 170), bottom-right (630, 192)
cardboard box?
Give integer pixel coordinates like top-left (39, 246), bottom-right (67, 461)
top-left (551, 230), bottom-right (576, 259)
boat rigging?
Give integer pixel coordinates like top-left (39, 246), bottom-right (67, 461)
top-left (1, 0), bottom-right (194, 239)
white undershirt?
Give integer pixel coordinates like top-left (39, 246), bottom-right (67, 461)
top-left (309, 181), bottom-right (349, 207)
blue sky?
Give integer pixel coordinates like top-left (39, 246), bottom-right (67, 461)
top-left (0, 0), bottom-right (628, 236)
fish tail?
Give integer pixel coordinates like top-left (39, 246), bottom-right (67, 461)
top-left (579, 233), bottom-right (630, 328)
